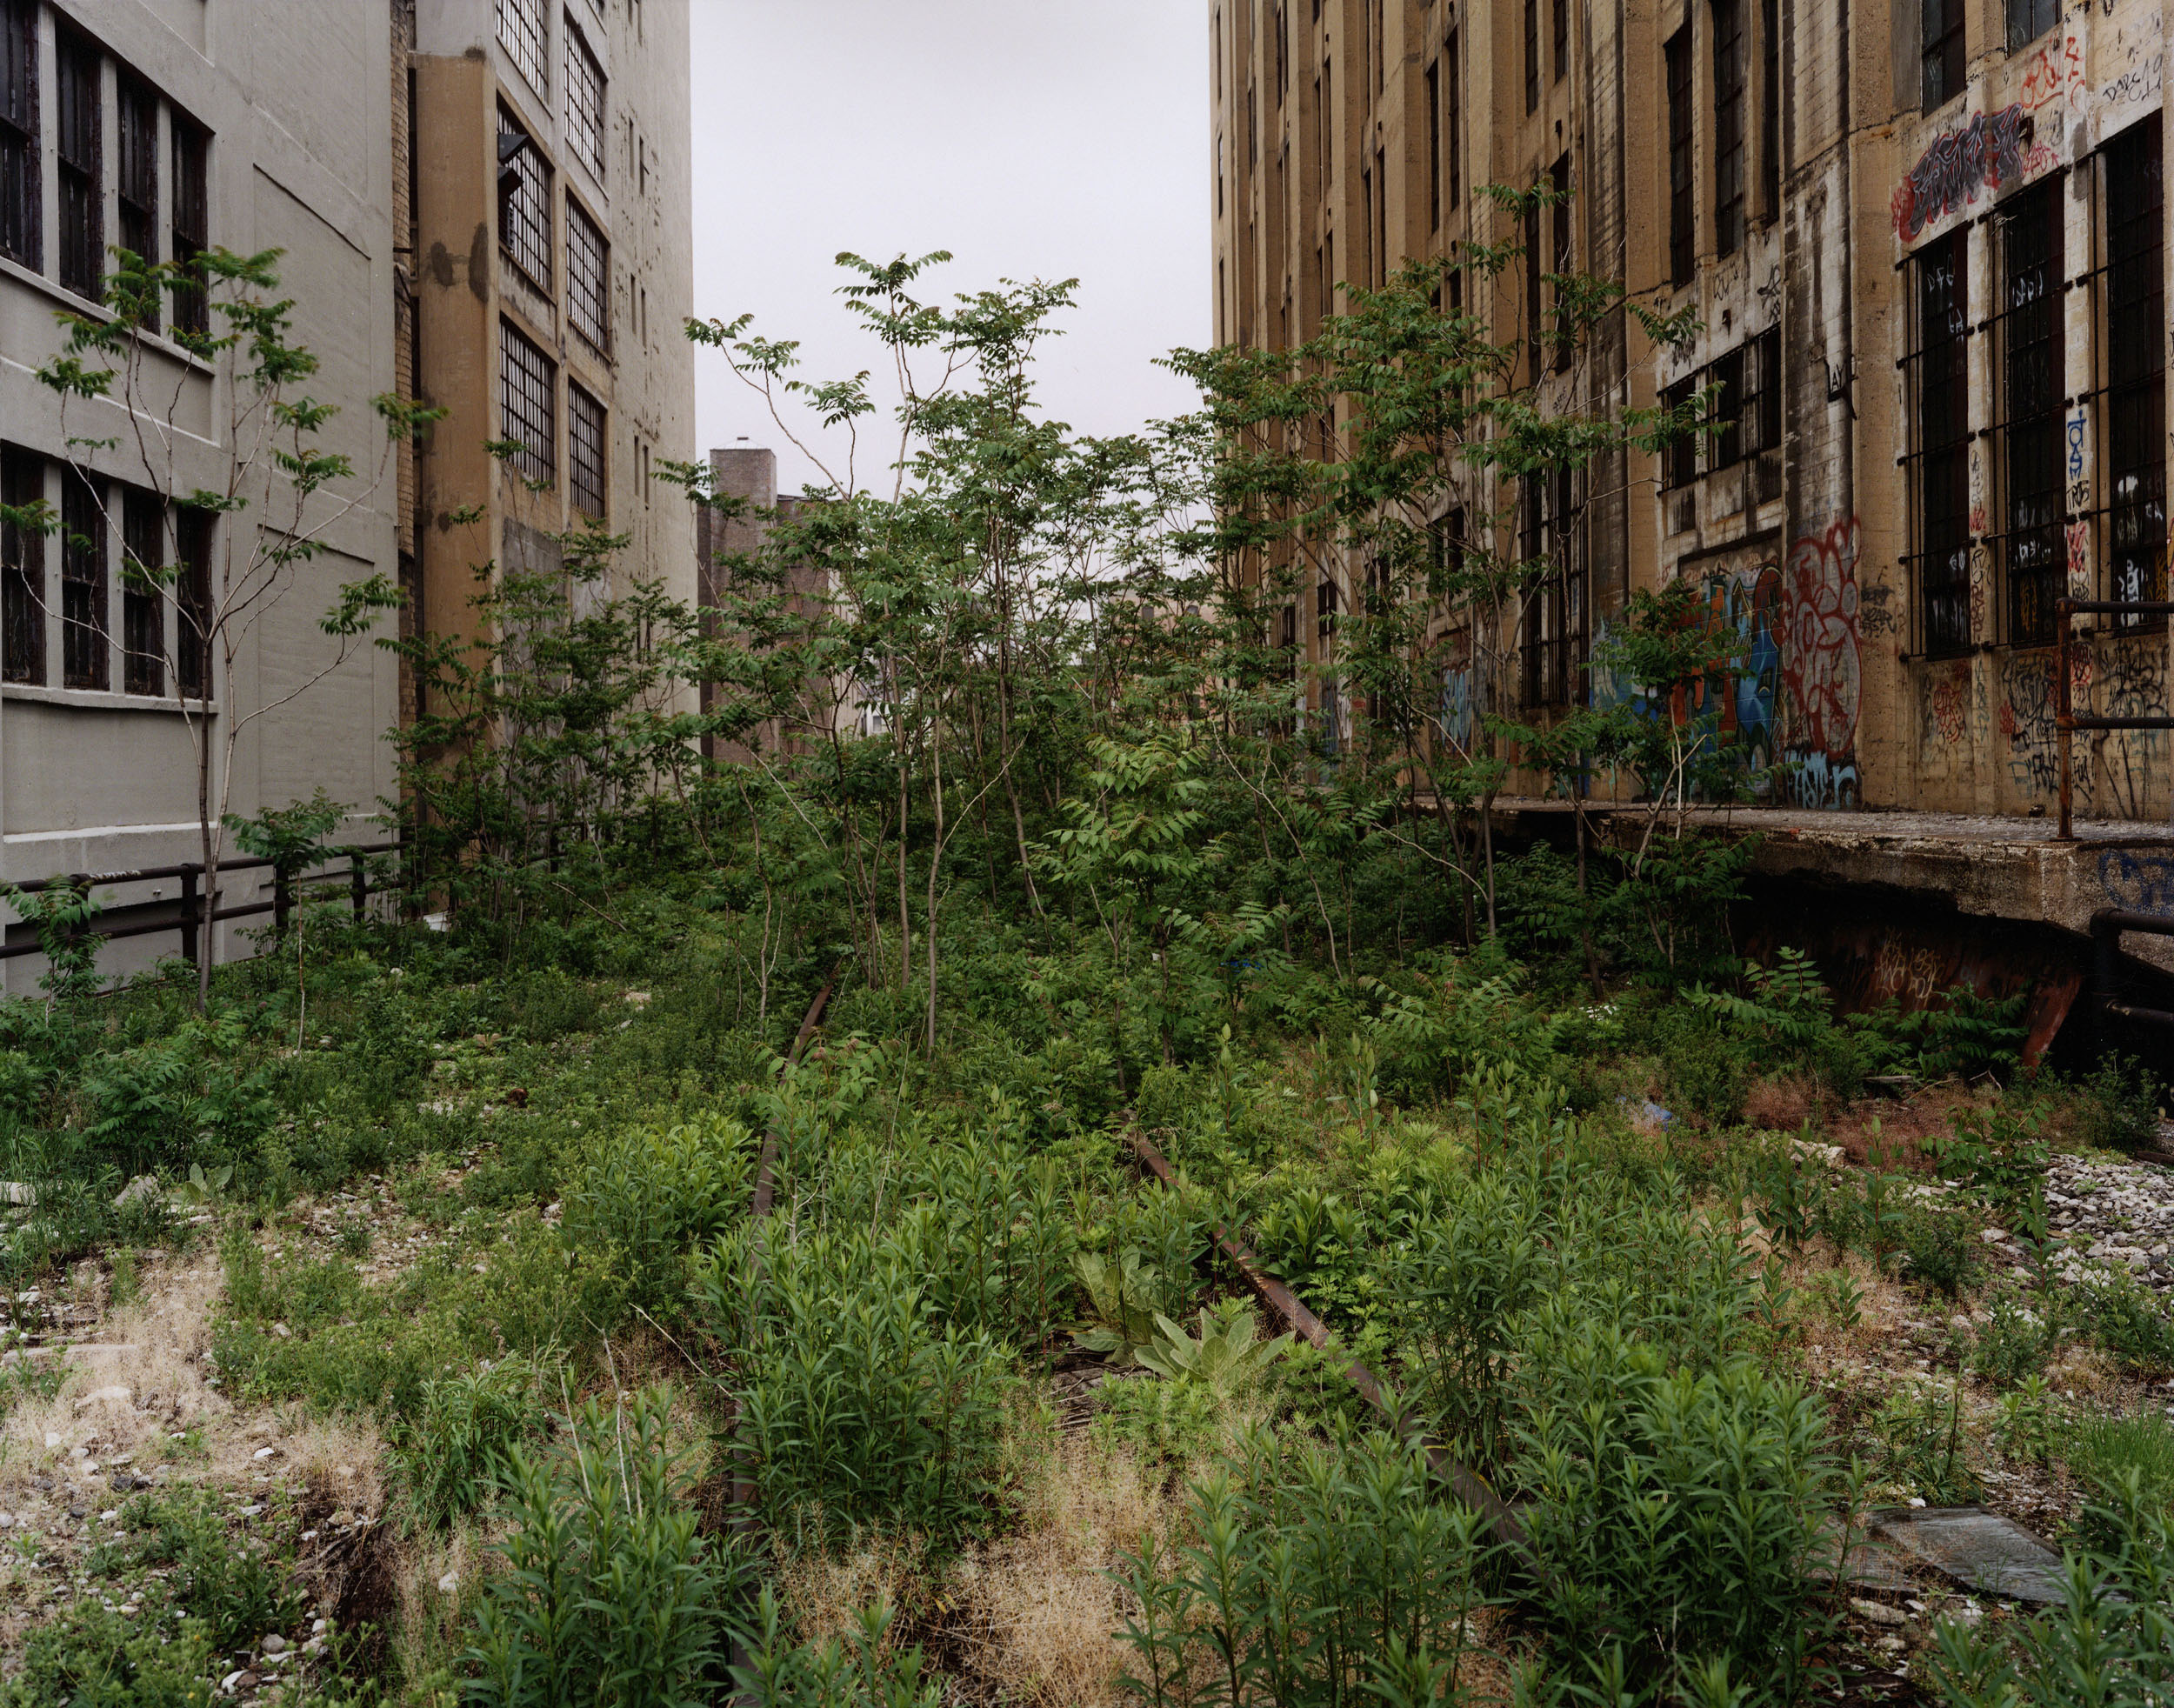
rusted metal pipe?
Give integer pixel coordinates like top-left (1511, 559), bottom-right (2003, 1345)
top-left (1125, 1129), bottom-right (1535, 1567)
top-left (2091, 909), bottom-right (2174, 1033)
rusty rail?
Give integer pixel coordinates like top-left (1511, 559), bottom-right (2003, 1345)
top-left (2056, 597), bottom-right (2174, 839)
top-left (1124, 1129), bottom-right (1536, 1571)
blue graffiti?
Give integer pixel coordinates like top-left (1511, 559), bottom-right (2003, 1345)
top-left (2100, 848), bottom-right (2174, 916)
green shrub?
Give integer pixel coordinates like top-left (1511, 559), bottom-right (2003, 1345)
top-left (563, 1111), bottom-right (753, 1321)
top-left (93, 1485), bottom-right (306, 1651)
top-left (2074, 1054), bottom-right (2163, 1155)
top-left (1092, 1371), bottom-right (1226, 1462)
top-left (2065, 1411), bottom-right (2174, 1551)
top-left (3, 1604), bottom-right (217, 1708)
top-left (1971, 1288), bottom-right (2064, 1389)
top-left (1511, 1325), bottom-right (1840, 1696)
top-left (1899, 1208), bottom-right (1980, 1299)
top-left (1651, 1005), bottom-right (1749, 1125)
top-left (393, 1356), bottom-right (553, 1528)
top-left (2084, 1270), bottom-right (2174, 1378)
top-left (464, 1389), bottom-right (741, 1707)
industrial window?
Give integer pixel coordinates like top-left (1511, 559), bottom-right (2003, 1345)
top-left (1524, 197), bottom-right (1542, 380)
top-left (1760, 0), bottom-right (1780, 218)
top-left (1912, 230), bottom-right (1972, 657)
top-left (1315, 573), bottom-right (1339, 645)
top-left (55, 28), bottom-right (99, 301)
top-left (497, 0), bottom-right (549, 96)
top-left (1425, 59), bottom-right (1440, 231)
top-left (1552, 0), bottom-right (1569, 81)
top-left (1922, 0), bottom-right (1964, 110)
top-left (1661, 377), bottom-right (1699, 488)
top-left (60, 470), bottom-right (106, 691)
top-left (1361, 162), bottom-right (1374, 289)
top-left (1711, 346), bottom-right (1746, 468)
top-left (568, 200), bottom-right (609, 353)
top-left (1322, 60), bottom-right (1331, 180)
top-left (499, 321), bottom-right (556, 488)
top-left (1997, 180), bottom-right (2064, 647)
top-left (1666, 28), bottom-right (1694, 287)
top-left (1712, 0), bottom-right (1746, 257)
top-left (566, 14), bottom-right (606, 181)
top-left (175, 506), bottom-right (211, 697)
top-left (1752, 325), bottom-right (1782, 454)
top-left (170, 115), bottom-right (209, 337)
top-left (0, 0), bottom-right (36, 270)
top-left (1373, 147), bottom-right (1385, 284)
top-left (117, 76), bottom-right (157, 326)
top-left (2006, 0), bottom-right (2057, 50)
top-left (497, 108), bottom-right (551, 293)
top-left (1445, 30), bottom-right (1461, 210)
top-left (1524, 0), bottom-right (1540, 111)
top-left (1550, 154), bottom-right (1571, 371)
top-left (0, 448), bottom-right (42, 684)
top-left (1520, 469), bottom-right (1584, 708)
top-left (568, 382), bottom-right (606, 519)
top-left (2104, 117), bottom-right (2165, 626)
top-left (121, 490), bottom-right (163, 697)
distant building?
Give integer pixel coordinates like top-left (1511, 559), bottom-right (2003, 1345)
top-left (0, 0), bottom-right (694, 984)
top-left (1209, 0), bottom-right (2172, 824)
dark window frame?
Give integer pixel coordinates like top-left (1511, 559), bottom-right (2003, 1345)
top-left (567, 196), bottom-right (610, 354)
top-left (1711, 0), bottom-right (1746, 257)
top-left (2006, 0), bottom-right (2058, 51)
top-left (60, 470), bottom-right (107, 691)
top-left (497, 107), bottom-right (552, 294)
top-left (1425, 58), bottom-right (1441, 231)
top-left (0, 0), bottom-right (37, 270)
top-left (170, 114), bottom-right (209, 337)
top-left (567, 381), bottom-right (606, 520)
top-left (0, 447), bottom-right (43, 685)
top-left (117, 73), bottom-right (157, 327)
top-left (497, 0), bottom-right (550, 97)
top-left (499, 319), bottom-right (557, 489)
top-left (1996, 177), bottom-right (2065, 648)
top-left (565, 11), bottom-right (606, 181)
top-left (1524, 0), bottom-right (1540, 111)
top-left (1911, 229), bottom-right (1973, 657)
top-left (175, 506), bottom-right (212, 698)
top-left (121, 488), bottom-right (163, 697)
top-left (1445, 29), bottom-right (1461, 210)
top-left (1550, 153), bottom-right (1571, 372)
top-left (56, 27), bottom-right (101, 302)
top-left (2104, 117), bottom-right (2165, 629)
top-left (1922, 0), bottom-right (1964, 111)
top-left (1666, 28), bottom-right (1695, 286)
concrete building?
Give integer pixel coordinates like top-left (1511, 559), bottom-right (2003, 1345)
top-left (0, 0), bottom-right (692, 984)
top-left (1210, 0), bottom-right (2174, 830)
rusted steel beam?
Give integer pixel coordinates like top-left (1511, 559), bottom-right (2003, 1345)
top-left (1124, 1129), bottom-right (1535, 1567)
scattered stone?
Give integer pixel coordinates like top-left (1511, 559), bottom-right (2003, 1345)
top-left (261, 1633), bottom-right (286, 1656)
top-left (0, 1183), bottom-right (35, 1206)
top-left (1851, 1598), bottom-right (1908, 1626)
top-left (437, 1571), bottom-right (459, 1593)
top-left (111, 1176), bottom-right (160, 1209)
top-left (75, 1385), bottom-right (131, 1411)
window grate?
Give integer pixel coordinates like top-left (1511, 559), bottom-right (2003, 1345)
top-left (1524, 0), bottom-right (1539, 111)
top-left (1424, 59), bottom-right (1440, 231)
top-left (122, 489), bottom-right (163, 697)
top-left (0, 447), bottom-right (42, 685)
top-left (1712, 0), bottom-right (1746, 256)
top-left (1666, 29), bottom-right (1694, 286)
top-left (56, 29), bottom-right (100, 301)
top-left (568, 383), bottom-right (606, 519)
top-left (497, 0), bottom-right (549, 96)
top-left (61, 471), bottom-right (106, 690)
top-left (1550, 154), bottom-right (1571, 371)
top-left (0, 0), bottom-right (37, 270)
top-left (170, 115), bottom-right (209, 336)
top-left (1997, 179), bottom-right (2064, 648)
top-left (497, 109), bottom-right (551, 293)
top-left (566, 14), bottom-right (606, 181)
top-left (568, 199), bottom-right (609, 353)
top-left (1911, 230), bottom-right (1972, 657)
top-left (1521, 468), bottom-right (1587, 709)
top-left (499, 321), bottom-right (556, 488)
top-left (2104, 117), bottom-right (2165, 630)
top-left (1445, 29), bottom-right (1461, 210)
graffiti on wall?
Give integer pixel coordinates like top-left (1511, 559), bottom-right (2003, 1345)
top-left (2094, 639), bottom-right (2171, 819)
top-left (1891, 105), bottom-right (2057, 241)
top-left (1693, 557), bottom-right (1784, 784)
top-left (2101, 849), bottom-right (2174, 916)
top-left (1997, 648), bottom-right (2093, 799)
top-left (2020, 33), bottom-right (2083, 110)
top-left (1779, 518), bottom-right (1863, 807)
top-left (1922, 661), bottom-right (1971, 749)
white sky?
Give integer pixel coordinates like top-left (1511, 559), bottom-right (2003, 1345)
top-left (687, 1), bottom-right (1210, 497)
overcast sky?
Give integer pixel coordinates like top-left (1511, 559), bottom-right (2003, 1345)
top-left (687, 1), bottom-right (1210, 497)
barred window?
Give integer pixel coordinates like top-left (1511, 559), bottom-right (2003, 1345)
top-left (1913, 230), bottom-right (1971, 657)
top-left (170, 115), bottom-right (209, 336)
top-left (0, 0), bottom-right (37, 270)
top-left (497, 0), bottom-right (549, 96)
top-left (118, 76), bottom-right (157, 329)
top-left (1752, 326), bottom-right (1782, 454)
top-left (1711, 0), bottom-right (1745, 256)
top-left (568, 198), bottom-right (609, 352)
top-left (1521, 468), bottom-right (1585, 709)
top-left (1523, 0), bottom-right (1539, 112)
top-left (566, 14), bottom-right (606, 182)
top-left (500, 321), bottom-right (556, 487)
top-left (1661, 376), bottom-right (1699, 489)
top-left (2105, 117), bottom-right (2165, 627)
top-left (497, 109), bottom-right (551, 292)
top-left (1666, 28), bottom-right (1694, 287)
top-left (175, 506), bottom-right (212, 697)
top-left (61, 470), bottom-right (106, 690)
top-left (568, 383), bottom-right (606, 519)
top-left (1998, 180), bottom-right (2064, 647)
top-left (122, 489), bottom-right (163, 697)
top-left (0, 447), bottom-right (42, 685)
top-left (1710, 345), bottom-right (1746, 469)
top-left (56, 28), bottom-right (99, 301)
top-left (1550, 153), bottom-right (1571, 371)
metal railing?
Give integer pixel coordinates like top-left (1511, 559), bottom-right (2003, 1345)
top-left (2091, 908), bottom-right (2174, 1034)
top-left (0, 842), bottom-right (401, 967)
top-left (2055, 596), bottom-right (2174, 838)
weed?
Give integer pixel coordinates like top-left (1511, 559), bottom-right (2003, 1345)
top-left (1900, 1209), bottom-right (1980, 1300)
top-left (2084, 1270), bottom-right (2174, 1378)
top-left (1872, 1380), bottom-right (1979, 1505)
top-left (1972, 1287), bottom-right (2064, 1390)
top-left (392, 1356), bottom-right (553, 1528)
top-left (2072, 1054), bottom-right (2163, 1156)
